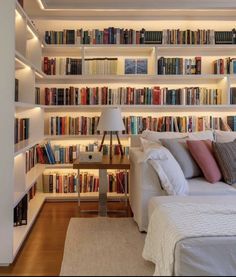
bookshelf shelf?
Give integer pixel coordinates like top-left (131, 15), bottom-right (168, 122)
top-left (14, 138), bottom-right (44, 157)
top-left (15, 102), bottom-right (45, 112)
top-left (15, 50), bottom-right (45, 77)
top-left (13, 193), bottom-right (45, 259)
top-left (45, 134), bottom-right (131, 140)
top-left (14, 164), bottom-right (45, 208)
top-left (43, 104), bottom-right (235, 113)
top-left (45, 164), bottom-right (74, 169)
top-left (44, 192), bottom-right (129, 201)
top-left (36, 74), bottom-right (226, 85)
top-left (15, 1), bottom-right (40, 40)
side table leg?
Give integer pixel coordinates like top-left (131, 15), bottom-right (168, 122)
top-left (99, 169), bottom-right (108, 217)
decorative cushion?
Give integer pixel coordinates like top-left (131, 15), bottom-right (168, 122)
top-left (187, 140), bottom-right (222, 183)
top-left (214, 130), bottom-right (236, 143)
top-left (212, 140), bottom-right (236, 185)
top-left (160, 138), bottom-right (202, 179)
top-left (147, 146), bottom-right (189, 196)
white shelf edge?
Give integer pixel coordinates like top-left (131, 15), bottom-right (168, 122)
top-left (43, 104), bottom-right (235, 112)
top-left (14, 138), bottom-right (44, 157)
top-left (13, 193), bottom-right (45, 259)
top-left (15, 50), bottom-right (46, 77)
top-left (14, 164), bottom-right (46, 208)
top-left (15, 1), bottom-right (41, 41)
top-left (15, 102), bottom-right (45, 112)
top-left (44, 134), bottom-right (131, 140)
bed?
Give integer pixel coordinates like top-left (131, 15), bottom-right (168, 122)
top-left (143, 196), bottom-right (236, 276)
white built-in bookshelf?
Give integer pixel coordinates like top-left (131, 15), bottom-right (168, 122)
top-left (1, 0), bottom-right (236, 265)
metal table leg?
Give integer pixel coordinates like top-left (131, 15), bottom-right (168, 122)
top-left (99, 169), bottom-right (108, 217)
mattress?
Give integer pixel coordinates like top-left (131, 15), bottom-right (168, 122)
top-left (147, 196), bottom-right (236, 276)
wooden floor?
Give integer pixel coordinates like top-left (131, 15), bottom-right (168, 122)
top-left (0, 201), bottom-right (133, 276)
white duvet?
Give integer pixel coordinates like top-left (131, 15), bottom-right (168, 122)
top-left (142, 202), bottom-right (236, 276)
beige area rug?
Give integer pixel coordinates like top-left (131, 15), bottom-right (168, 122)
top-left (60, 218), bottom-right (155, 276)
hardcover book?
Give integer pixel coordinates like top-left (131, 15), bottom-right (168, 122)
top-left (137, 59), bottom-right (148, 74)
top-left (125, 59), bottom-right (136, 74)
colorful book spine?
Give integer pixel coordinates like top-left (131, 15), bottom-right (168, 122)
top-left (43, 171), bottom-right (129, 194)
top-left (43, 57), bottom-right (82, 75)
top-left (15, 118), bottom-right (30, 144)
top-left (157, 57), bottom-right (201, 75)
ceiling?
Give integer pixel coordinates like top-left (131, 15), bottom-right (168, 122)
top-left (24, 0), bottom-right (236, 20)
top-left (37, 0), bottom-right (236, 10)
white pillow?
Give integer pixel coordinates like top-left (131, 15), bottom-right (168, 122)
top-left (214, 130), bottom-right (236, 143)
top-left (147, 146), bottom-right (189, 196)
top-left (141, 130), bottom-right (187, 143)
top-left (189, 130), bottom-right (214, 141)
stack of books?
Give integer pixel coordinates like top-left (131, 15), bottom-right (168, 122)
top-left (43, 57), bottom-right (82, 75)
top-left (158, 57), bottom-right (201, 75)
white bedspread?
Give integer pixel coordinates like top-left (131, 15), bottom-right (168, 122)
top-left (142, 202), bottom-right (236, 276)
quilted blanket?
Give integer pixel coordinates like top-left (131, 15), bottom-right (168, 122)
top-left (142, 202), bottom-right (236, 276)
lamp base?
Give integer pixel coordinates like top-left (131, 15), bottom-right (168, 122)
top-left (99, 131), bottom-right (124, 159)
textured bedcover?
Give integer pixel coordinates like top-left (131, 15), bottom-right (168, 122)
top-left (143, 197), bottom-right (236, 276)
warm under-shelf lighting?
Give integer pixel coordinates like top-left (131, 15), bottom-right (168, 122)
top-left (37, 0), bottom-right (45, 10)
top-left (15, 9), bottom-right (22, 20)
top-left (15, 58), bottom-right (31, 70)
top-left (35, 71), bottom-right (44, 78)
top-left (27, 25), bottom-right (38, 40)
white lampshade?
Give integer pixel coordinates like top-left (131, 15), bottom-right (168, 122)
top-left (97, 107), bottom-right (125, 132)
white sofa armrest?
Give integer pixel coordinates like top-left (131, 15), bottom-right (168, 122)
top-left (129, 147), bottom-right (166, 231)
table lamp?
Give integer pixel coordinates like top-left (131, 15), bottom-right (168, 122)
top-left (97, 107), bottom-right (125, 159)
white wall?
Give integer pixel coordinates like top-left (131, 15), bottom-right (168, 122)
top-left (0, 0), bottom-right (15, 264)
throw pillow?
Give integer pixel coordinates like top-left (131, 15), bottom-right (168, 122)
top-left (147, 146), bottom-right (189, 196)
top-left (212, 140), bottom-right (236, 185)
top-left (160, 138), bottom-right (202, 179)
top-left (214, 130), bottom-right (236, 143)
top-left (187, 140), bottom-right (222, 183)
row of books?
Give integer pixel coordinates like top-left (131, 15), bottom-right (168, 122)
top-left (122, 116), bottom-right (232, 134)
top-left (162, 29), bottom-right (215, 45)
top-left (43, 171), bottom-right (129, 194)
top-left (84, 58), bottom-right (118, 75)
top-left (14, 194), bottom-right (27, 227)
top-left (215, 31), bottom-right (236, 44)
top-left (44, 29), bottom-right (236, 45)
top-left (36, 142), bottom-right (129, 164)
top-left (40, 86), bottom-right (223, 106)
top-left (25, 146), bottom-right (38, 174)
top-left (47, 115), bottom-right (232, 136)
top-left (213, 58), bottom-right (236, 74)
top-left (15, 118), bottom-right (30, 144)
top-left (43, 57), bottom-right (82, 75)
top-left (14, 183), bottom-right (37, 227)
top-left (157, 57), bottom-right (202, 75)
top-left (230, 87), bottom-right (236, 104)
top-left (48, 116), bottom-right (100, 136)
top-left (45, 29), bottom-right (163, 45)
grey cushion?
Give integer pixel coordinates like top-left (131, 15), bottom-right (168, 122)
top-left (212, 140), bottom-right (236, 185)
top-left (160, 138), bottom-right (202, 179)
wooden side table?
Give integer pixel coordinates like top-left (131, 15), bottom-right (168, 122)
top-left (73, 155), bottom-right (130, 216)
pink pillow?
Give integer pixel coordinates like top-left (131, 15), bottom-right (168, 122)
top-left (187, 140), bottom-right (222, 183)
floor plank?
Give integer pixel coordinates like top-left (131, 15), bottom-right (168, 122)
top-left (0, 201), bottom-right (133, 276)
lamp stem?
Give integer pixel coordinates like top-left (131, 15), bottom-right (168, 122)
top-left (99, 131), bottom-right (106, 152)
top-left (116, 132), bottom-right (124, 156)
top-left (110, 131), bottom-right (113, 160)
